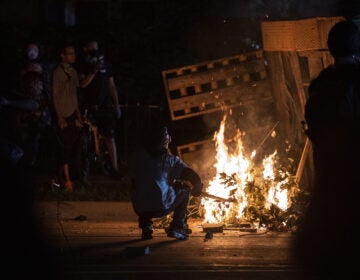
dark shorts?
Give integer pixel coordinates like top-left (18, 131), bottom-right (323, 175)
top-left (55, 112), bottom-right (82, 164)
top-left (87, 107), bottom-right (117, 138)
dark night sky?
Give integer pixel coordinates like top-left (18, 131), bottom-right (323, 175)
top-left (1, 0), bottom-right (359, 102)
top-left (2, 0), bottom-right (359, 66)
top-left (1, 0), bottom-right (359, 148)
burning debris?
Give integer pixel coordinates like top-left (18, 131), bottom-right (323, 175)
top-left (200, 114), bottom-right (307, 232)
top-left (202, 223), bottom-right (224, 233)
top-left (153, 113), bottom-right (309, 234)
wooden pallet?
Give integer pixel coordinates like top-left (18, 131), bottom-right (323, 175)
top-left (162, 50), bottom-right (273, 121)
top-left (177, 139), bottom-right (216, 181)
top-left (261, 16), bottom-right (345, 51)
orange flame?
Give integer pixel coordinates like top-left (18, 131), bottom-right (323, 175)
top-left (201, 114), bottom-right (290, 226)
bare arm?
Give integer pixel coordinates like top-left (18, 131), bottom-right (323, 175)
top-left (79, 71), bottom-right (97, 88)
top-left (108, 77), bottom-right (121, 119)
top-left (74, 72), bottom-right (83, 126)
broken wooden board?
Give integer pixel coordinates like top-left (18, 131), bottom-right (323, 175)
top-left (202, 223), bottom-right (224, 233)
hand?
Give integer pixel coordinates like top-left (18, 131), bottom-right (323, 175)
top-left (75, 112), bottom-right (84, 127)
top-left (0, 96), bottom-right (9, 107)
top-left (58, 117), bottom-right (67, 129)
top-left (191, 187), bottom-right (203, 197)
top-left (115, 105), bottom-right (121, 119)
top-left (28, 63), bottom-right (43, 73)
top-left (91, 64), bottom-right (99, 74)
top-left (190, 182), bottom-right (203, 197)
top-left (75, 118), bottom-right (83, 128)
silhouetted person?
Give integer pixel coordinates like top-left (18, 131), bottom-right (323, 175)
top-left (16, 42), bottom-right (54, 173)
top-left (76, 39), bottom-right (122, 180)
top-left (294, 20), bottom-right (360, 279)
top-left (1, 95), bottom-right (59, 279)
top-left (13, 71), bottom-right (51, 167)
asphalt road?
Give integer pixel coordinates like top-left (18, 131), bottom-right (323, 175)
top-left (33, 201), bottom-right (308, 280)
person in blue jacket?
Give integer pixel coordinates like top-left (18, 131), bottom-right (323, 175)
top-left (129, 126), bottom-right (203, 240)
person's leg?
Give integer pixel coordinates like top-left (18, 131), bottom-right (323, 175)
top-left (137, 210), bottom-right (167, 240)
top-left (81, 127), bottom-right (91, 181)
top-left (58, 115), bottom-right (77, 190)
top-left (167, 189), bottom-right (191, 240)
top-left (138, 214), bottom-right (154, 240)
top-left (75, 128), bottom-right (91, 187)
top-left (97, 109), bottom-right (121, 179)
top-left (170, 188), bottom-right (190, 229)
top-left (63, 163), bottom-right (73, 190)
top-left (22, 129), bottom-right (40, 167)
top-left (104, 136), bottom-right (118, 171)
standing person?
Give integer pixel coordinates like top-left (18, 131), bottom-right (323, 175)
top-left (129, 126), bottom-right (203, 240)
top-left (51, 44), bottom-right (83, 191)
top-left (13, 71), bottom-right (50, 167)
top-left (294, 20), bottom-right (360, 279)
top-left (18, 42), bottom-right (53, 102)
top-left (76, 39), bottom-right (122, 179)
top-left (16, 42), bottom-right (53, 168)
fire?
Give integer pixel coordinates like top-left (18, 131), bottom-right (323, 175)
top-left (262, 151), bottom-right (289, 211)
top-left (201, 114), bottom-right (292, 227)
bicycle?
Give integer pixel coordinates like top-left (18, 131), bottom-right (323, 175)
top-left (82, 109), bottom-right (112, 177)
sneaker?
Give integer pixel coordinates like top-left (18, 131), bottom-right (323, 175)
top-left (50, 178), bottom-right (61, 189)
top-left (165, 226), bottom-right (192, 235)
top-left (166, 228), bottom-right (189, 240)
top-left (184, 224), bottom-right (192, 234)
top-left (141, 229), bottom-right (153, 240)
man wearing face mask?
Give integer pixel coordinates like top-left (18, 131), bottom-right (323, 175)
top-left (16, 42), bottom-right (53, 170)
top-left (76, 39), bottom-right (122, 180)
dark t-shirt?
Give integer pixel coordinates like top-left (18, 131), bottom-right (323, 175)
top-left (305, 64), bottom-right (360, 163)
top-left (305, 63), bottom-right (360, 192)
top-left (76, 57), bottom-right (114, 109)
top-left (17, 58), bottom-right (53, 101)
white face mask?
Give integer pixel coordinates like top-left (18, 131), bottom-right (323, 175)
top-left (27, 45), bottom-right (39, 61)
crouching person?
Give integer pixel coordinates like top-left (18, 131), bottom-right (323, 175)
top-left (129, 126), bottom-right (203, 240)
